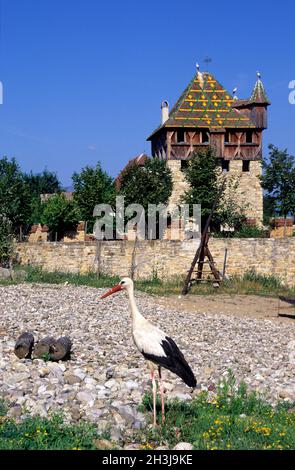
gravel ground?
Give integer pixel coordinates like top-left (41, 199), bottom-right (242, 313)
top-left (0, 283), bottom-right (294, 443)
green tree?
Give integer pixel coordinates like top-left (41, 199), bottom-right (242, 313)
top-left (118, 158), bottom-right (173, 209)
top-left (0, 157), bottom-right (27, 230)
top-left (23, 170), bottom-right (61, 226)
top-left (41, 194), bottom-right (80, 240)
top-left (182, 148), bottom-right (245, 231)
top-left (261, 145), bottom-right (295, 231)
top-left (118, 158), bottom-right (173, 237)
top-left (24, 169), bottom-right (61, 195)
top-left (0, 215), bottom-right (13, 267)
top-left (263, 194), bottom-right (276, 225)
top-left (72, 163), bottom-right (114, 228)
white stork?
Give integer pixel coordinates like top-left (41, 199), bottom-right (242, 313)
top-left (100, 277), bottom-right (196, 427)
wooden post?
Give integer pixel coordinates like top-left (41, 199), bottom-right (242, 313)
top-left (94, 240), bottom-right (102, 274)
top-left (84, 221), bottom-right (88, 242)
top-left (222, 248), bottom-right (228, 278)
top-left (130, 235), bottom-right (138, 280)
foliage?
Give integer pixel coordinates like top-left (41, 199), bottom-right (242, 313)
top-left (40, 194), bottom-right (80, 239)
top-left (215, 175), bottom-right (247, 230)
top-left (242, 268), bottom-right (283, 289)
top-left (0, 157), bottom-right (27, 230)
top-left (0, 410), bottom-right (109, 450)
top-left (24, 169), bottom-right (61, 195)
top-left (72, 162), bottom-right (115, 228)
top-left (139, 372), bottom-right (295, 450)
top-left (0, 215), bottom-right (13, 267)
top-left (261, 144), bottom-right (295, 219)
top-left (182, 148), bottom-right (220, 222)
top-left (233, 224), bottom-right (268, 238)
top-left (23, 170), bottom-right (61, 226)
top-left (263, 194), bottom-right (276, 225)
top-left (0, 157), bottom-right (62, 232)
top-left (118, 158), bottom-right (173, 210)
top-left (117, 158), bottom-right (173, 238)
top-left (215, 223), bottom-right (268, 239)
top-left (41, 352), bottom-right (52, 362)
top-left (182, 148), bottom-right (245, 231)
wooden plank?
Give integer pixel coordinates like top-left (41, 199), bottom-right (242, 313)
top-left (279, 296), bottom-right (295, 306)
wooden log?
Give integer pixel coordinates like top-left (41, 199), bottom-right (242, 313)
top-left (50, 336), bottom-right (72, 361)
top-left (33, 336), bottom-right (56, 359)
top-left (14, 332), bottom-right (34, 359)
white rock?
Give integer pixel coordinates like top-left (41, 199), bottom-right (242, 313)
top-left (125, 380), bottom-right (139, 390)
top-left (76, 391), bottom-right (96, 406)
top-left (173, 442), bottom-right (194, 450)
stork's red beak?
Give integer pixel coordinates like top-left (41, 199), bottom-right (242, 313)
top-left (100, 283), bottom-right (122, 299)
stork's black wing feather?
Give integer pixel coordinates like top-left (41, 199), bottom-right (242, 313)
top-left (142, 336), bottom-right (196, 388)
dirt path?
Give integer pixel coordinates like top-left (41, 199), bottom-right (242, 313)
top-left (154, 294), bottom-right (295, 324)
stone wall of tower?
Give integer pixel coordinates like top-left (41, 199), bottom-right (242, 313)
top-left (228, 160), bottom-right (263, 223)
top-left (166, 159), bottom-right (263, 224)
top-left (167, 160), bottom-right (189, 207)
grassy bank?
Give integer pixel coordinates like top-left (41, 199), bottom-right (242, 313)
top-left (1, 265), bottom-right (295, 298)
top-left (138, 374), bottom-right (295, 450)
top-left (0, 401), bottom-right (109, 450)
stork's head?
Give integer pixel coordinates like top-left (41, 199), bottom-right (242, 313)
top-left (100, 277), bottom-right (133, 299)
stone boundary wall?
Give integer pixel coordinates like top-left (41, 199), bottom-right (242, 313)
top-left (15, 238), bottom-right (295, 286)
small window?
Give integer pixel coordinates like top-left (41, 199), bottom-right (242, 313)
top-left (246, 130), bottom-right (252, 143)
top-left (201, 130), bottom-right (209, 143)
top-left (177, 130), bottom-right (185, 143)
top-left (222, 160), bottom-right (230, 172)
top-left (242, 160), bottom-right (250, 172)
top-left (224, 130), bottom-right (230, 143)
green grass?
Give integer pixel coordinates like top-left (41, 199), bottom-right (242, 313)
top-left (138, 373), bottom-right (295, 450)
top-left (0, 403), bottom-right (109, 450)
top-left (1, 265), bottom-right (295, 298)
top-left (20, 266), bottom-right (121, 288)
top-left (0, 374), bottom-right (294, 450)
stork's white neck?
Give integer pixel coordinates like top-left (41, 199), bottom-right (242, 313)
top-left (126, 286), bottom-right (145, 328)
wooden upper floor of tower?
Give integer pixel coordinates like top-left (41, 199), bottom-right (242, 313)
top-left (147, 70), bottom-right (270, 161)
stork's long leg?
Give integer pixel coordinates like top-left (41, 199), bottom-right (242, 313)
top-left (150, 369), bottom-right (157, 427)
top-left (158, 366), bottom-right (165, 424)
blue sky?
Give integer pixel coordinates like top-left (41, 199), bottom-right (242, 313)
top-left (0, 0), bottom-right (294, 186)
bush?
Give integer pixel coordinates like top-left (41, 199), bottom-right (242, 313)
top-left (0, 216), bottom-right (13, 267)
top-left (215, 223), bottom-right (269, 238)
top-left (40, 194), bottom-right (80, 240)
top-left (242, 269), bottom-right (283, 289)
top-left (234, 224), bottom-right (268, 238)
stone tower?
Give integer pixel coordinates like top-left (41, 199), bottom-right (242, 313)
top-left (147, 69), bottom-right (270, 224)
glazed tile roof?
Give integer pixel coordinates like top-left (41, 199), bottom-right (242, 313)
top-left (248, 77), bottom-right (270, 105)
top-left (148, 72), bottom-right (257, 139)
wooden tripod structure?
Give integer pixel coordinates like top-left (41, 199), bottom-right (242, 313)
top-left (182, 184), bottom-right (224, 295)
